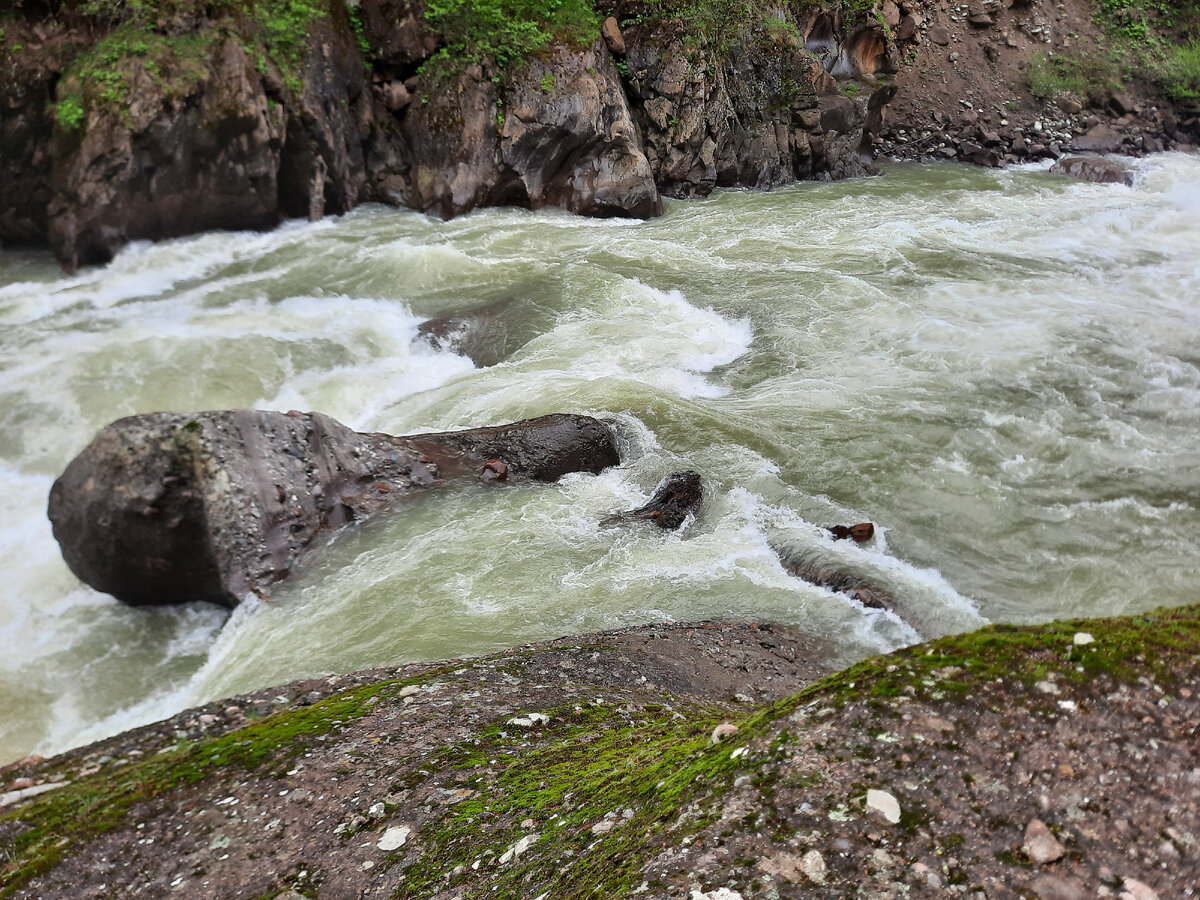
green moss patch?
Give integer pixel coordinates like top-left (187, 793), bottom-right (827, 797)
top-left (0, 677), bottom-right (402, 898)
top-left (763, 603), bottom-right (1200, 719)
top-left (53, 0), bottom-right (332, 127)
top-left (396, 699), bottom-right (748, 899)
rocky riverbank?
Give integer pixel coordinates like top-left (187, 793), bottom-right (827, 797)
top-left (2, 606), bottom-right (1197, 899)
top-left (5, 0), bottom-right (1195, 271)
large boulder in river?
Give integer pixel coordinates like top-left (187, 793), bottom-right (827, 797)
top-left (48, 411), bottom-right (618, 608)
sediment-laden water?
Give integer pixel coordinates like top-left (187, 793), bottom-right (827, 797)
top-left (2, 155), bottom-right (1198, 765)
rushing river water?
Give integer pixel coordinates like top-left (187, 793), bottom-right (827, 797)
top-left (2, 155), bottom-right (1199, 765)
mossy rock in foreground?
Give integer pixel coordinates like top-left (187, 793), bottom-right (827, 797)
top-left (1, 604), bottom-right (1197, 899)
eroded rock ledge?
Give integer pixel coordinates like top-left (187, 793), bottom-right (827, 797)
top-left (1, 606), bottom-right (1197, 899)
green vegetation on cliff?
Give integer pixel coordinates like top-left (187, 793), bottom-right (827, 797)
top-left (1026, 0), bottom-right (1200, 100)
top-left (52, 0), bottom-right (329, 127)
top-left (423, 0), bottom-right (597, 67)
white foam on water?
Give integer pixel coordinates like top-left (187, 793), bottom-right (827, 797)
top-left (507, 278), bottom-right (754, 399)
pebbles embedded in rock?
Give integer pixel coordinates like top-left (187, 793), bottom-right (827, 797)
top-left (800, 849), bottom-right (827, 884)
top-left (1119, 879), bottom-right (1160, 900)
top-left (711, 723), bottom-right (739, 744)
top-left (1023, 818), bottom-right (1066, 863)
top-left (499, 833), bottom-right (539, 864)
top-left (507, 712), bottom-right (550, 727)
top-left (866, 789), bottom-right (902, 824)
top-left (377, 825), bottom-right (411, 851)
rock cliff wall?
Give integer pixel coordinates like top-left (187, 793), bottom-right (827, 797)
top-left (0, 1), bottom-right (890, 270)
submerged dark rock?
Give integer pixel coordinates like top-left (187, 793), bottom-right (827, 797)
top-left (603, 470), bottom-right (703, 529)
top-left (48, 411), bottom-right (618, 608)
top-left (1050, 156), bottom-right (1136, 187)
top-left (776, 547), bottom-right (898, 611)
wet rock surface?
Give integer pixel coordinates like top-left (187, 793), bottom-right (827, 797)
top-left (48, 411), bottom-right (618, 608)
top-left (603, 470), bottom-right (704, 530)
top-left (1050, 156), bottom-right (1136, 186)
top-left (2, 608), bottom-right (1197, 899)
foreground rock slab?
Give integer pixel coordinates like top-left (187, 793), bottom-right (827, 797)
top-left (48, 410), bottom-right (618, 607)
top-left (1, 606), bottom-right (1196, 899)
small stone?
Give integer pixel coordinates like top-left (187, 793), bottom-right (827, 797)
top-left (1024, 818), bottom-right (1066, 864)
top-left (499, 834), bottom-right (539, 864)
top-left (867, 789), bottom-right (902, 823)
top-left (928, 24), bottom-right (951, 45)
top-left (1119, 879), bottom-right (1159, 900)
top-left (800, 849), bottom-right (827, 884)
top-left (690, 890), bottom-right (744, 900)
top-left (399, 685), bottom-right (420, 698)
top-left (1035, 681), bottom-right (1061, 695)
top-left (377, 825), bottom-right (411, 851)
top-left (508, 712), bottom-right (550, 727)
top-left (591, 819), bottom-right (616, 835)
top-left (367, 802), bottom-right (385, 819)
top-left (1073, 632), bottom-right (1094, 645)
top-left (1032, 873), bottom-right (1087, 900)
top-left (711, 723), bottom-right (739, 744)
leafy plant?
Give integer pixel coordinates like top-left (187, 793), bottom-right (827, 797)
top-left (422, 0), bottom-right (597, 71)
top-left (55, 94), bottom-right (85, 129)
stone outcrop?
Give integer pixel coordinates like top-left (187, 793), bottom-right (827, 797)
top-left (0, 2), bottom-right (893, 269)
top-left (620, 16), bottom-right (892, 197)
top-left (47, 411), bottom-right (618, 608)
top-left (388, 42), bottom-right (661, 219)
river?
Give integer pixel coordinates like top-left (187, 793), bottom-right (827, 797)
top-left (2, 155), bottom-right (1198, 766)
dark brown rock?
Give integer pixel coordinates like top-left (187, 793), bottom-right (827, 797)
top-left (602, 471), bottom-right (703, 530)
top-left (601, 16), bottom-right (626, 55)
top-left (1109, 90), bottom-right (1136, 116)
top-left (827, 523), bottom-right (875, 542)
top-left (48, 411), bottom-right (618, 607)
top-left (897, 14), bottom-right (921, 42)
top-left (1050, 156), bottom-right (1135, 186)
top-left (775, 548), bottom-right (898, 611)
top-left (928, 24), bottom-right (951, 45)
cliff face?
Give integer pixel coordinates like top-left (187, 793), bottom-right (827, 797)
top-left (0, 1), bottom-right (890, 270)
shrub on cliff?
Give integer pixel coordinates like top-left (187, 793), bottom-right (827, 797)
top-left (422, 0), bottom-right (597, 69)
